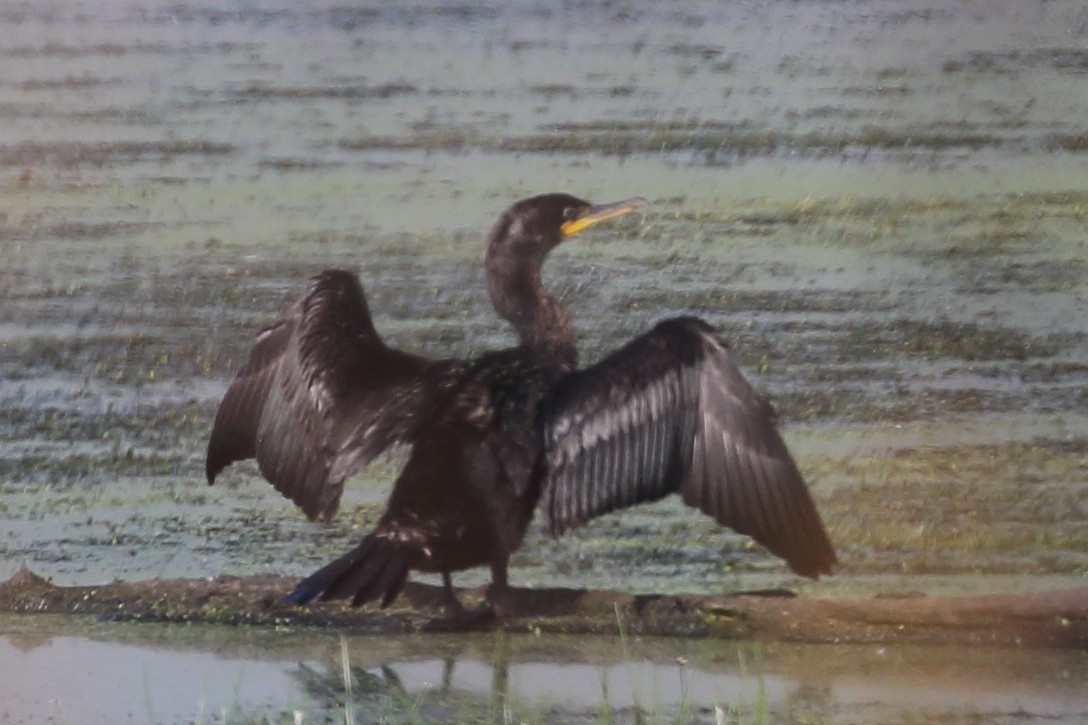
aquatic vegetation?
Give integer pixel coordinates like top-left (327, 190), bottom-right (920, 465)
top-left (2, 0), bottom-right (1087, 721)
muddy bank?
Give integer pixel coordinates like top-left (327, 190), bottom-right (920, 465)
top-left (4, 569), bottom-right (1086, 649)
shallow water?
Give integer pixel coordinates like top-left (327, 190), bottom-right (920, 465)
top-left (3, 613), bottom-right (1088, 725)
top-left (2, 0), bottom-right (1088, 722)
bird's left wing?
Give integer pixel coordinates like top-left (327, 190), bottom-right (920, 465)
top-left (539, 316), bottom-right (836, 578)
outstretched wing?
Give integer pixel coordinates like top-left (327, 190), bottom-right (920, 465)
top-left (539, 316), bottom-right (836, 578)
top-left (206, 269), bottom-right (457, 521)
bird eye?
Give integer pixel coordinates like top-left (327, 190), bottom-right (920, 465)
top-left (562, 206), bottom-right (579, 221)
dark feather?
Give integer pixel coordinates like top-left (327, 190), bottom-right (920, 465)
top-left (205, 319), bottom-right (292, 482)
top-left (206, 269), bottom-right (457, 521)
top-left (210, 194), bottom-right (834, 617)
top-left (283, 533), bottom-right (412, 609)
top-left (540, 316), bottom-right (836, 578)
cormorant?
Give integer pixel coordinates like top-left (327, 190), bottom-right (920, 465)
top-left (206, 193), bottom-right (836, 617)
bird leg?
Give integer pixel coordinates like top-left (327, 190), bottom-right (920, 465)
top-left (441, 571), bottom-right (468, 618)
top-left (486, 555), bottom-right (515, 619)
top-left (425, 571), bottom-right (496, 631)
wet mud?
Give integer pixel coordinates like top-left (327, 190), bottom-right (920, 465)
top-left (3, 569), bottom-right (1088, 650)
top-left (3, 0), bottom-right (1088, 722)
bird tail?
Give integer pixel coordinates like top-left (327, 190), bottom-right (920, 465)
top-left (285, 533), bottom-right (412, 609)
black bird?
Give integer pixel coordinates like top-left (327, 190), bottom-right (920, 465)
top-left (206, 193), bottom-right (836, 617)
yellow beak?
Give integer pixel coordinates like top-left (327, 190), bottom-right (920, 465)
top-left (560, 197), bottom-right (648, 238)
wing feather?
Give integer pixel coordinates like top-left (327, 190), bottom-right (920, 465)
top-left (540, 316), bottom-right (836, 578)
top-left (204, 323), bottom-right (290, 479)
top-left (206, 269), bottom-right (456, 521)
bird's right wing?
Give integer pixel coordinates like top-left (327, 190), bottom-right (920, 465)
top-left (539, 317), bottom-right (836, 578)
top-left (206, 269), bottom-right (458, 521)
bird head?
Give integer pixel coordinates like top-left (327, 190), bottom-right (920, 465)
top-left (487, 193), bottom-right (647, 264)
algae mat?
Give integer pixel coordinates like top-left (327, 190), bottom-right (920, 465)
top-left (3, 1), bottom-right (1088, 723)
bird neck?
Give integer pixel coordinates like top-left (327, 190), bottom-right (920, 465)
top-left (486, 255), bottom-right (577, 370)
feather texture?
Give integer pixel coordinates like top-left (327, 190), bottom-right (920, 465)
top-left (283, 532), bottom-right (412, 609)
top-left (206, 194), bottom-right (836, 617)
top-left (540, 316), bottom-right (836, 578)
top-left (206, 269), bottom-right (457, 521)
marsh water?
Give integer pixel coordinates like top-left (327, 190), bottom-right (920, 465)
top-left (2, 0), bottom-right (1088, 722)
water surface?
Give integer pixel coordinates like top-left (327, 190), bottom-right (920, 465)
top-left (2, 0), bottom-right (1087, 722)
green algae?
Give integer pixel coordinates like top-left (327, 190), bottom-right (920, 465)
top-left (4, 191), bottom-right (1088, 595)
